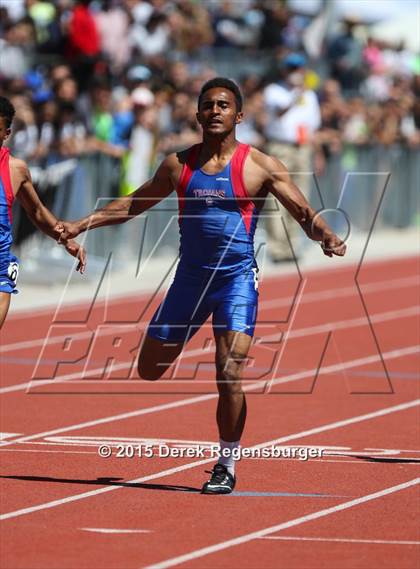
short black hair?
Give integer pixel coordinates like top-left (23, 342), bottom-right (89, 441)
top-left (198, 77), bottom-right (243, 112)
top-left (0, 96), bottom-right (15, 129)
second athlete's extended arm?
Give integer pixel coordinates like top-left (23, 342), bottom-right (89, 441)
top-left (11, 158), bottom-right (63, 240)
top-left (11, 158), bottom-right (87, 272)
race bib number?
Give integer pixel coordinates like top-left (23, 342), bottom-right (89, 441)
top-left (8, 262), bottom-right (19, 284)
top-left (252, 267), bottom-right (259, 291)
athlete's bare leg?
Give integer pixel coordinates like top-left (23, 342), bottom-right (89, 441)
top-left (137, 334), bottom-right (184, 381)
top-left (0, 292), bottom-right (11, 330)
top-left (214, 330), bottom-right (252, 442)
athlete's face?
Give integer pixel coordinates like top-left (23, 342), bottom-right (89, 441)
top-left (0, 117), bottom-right (11, 148)
top-left (196, 88), bottom-right (243, 135)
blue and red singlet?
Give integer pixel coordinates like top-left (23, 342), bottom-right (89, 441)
top-left (0, 147), bottom-right (19, 294)
top-left (148, 143), bottom-right (260, 342)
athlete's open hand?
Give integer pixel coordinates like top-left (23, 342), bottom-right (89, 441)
top-left (321, 234), bottom-right (346, 257)
top-left (64, 239), bottom-right (86, 274)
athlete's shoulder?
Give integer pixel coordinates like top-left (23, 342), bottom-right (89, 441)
top-left (9, 155), bottom-right (30, 176)
top-left (161, 145), bottom-right (199, 171)
top-left (247, 146), bottom-right (287, 173)
top-left (7, 155), bottom-right (32, 195)
top-left (154, 153), bottom-right (181, 185)
top-left (243, 146), bottom-right (291, 191)
top-left (176, 143), bottom-right (201, 165)
top-left (156, 146), bottom-right (199, 188)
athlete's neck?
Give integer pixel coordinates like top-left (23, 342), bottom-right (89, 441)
top-left (200, 134), bottom-right (238, 161)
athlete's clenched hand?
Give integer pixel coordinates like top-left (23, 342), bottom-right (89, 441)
top-left (55, 221), bottom-right (81, 241)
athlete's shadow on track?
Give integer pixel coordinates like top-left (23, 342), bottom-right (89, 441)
top-left (352, 456), bottom-right (420, 464)
top-left (0, 475), bottom-right (200, 493)
top-left (332, 454), bottom-right (420, 464)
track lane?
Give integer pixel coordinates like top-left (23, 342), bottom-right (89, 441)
top-left (1, 256), bottom-right (419, 569)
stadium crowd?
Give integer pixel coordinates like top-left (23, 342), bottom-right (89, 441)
top-left (0, 0), bottom-right (419, 191)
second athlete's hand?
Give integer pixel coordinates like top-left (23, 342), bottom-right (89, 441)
top-left (321, 234), bottom-right (346, 257)
top-left (64, 239), bottom-right (87, 274)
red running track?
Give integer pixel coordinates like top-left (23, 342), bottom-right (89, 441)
top-left (0, 255), bottom-right (419, 569)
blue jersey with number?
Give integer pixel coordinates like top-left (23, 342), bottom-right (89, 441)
top-left (176, 143), bottom-right (259, 276)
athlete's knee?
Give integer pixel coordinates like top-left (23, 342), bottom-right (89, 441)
top-left (216, 353), bottom-right (245, 395)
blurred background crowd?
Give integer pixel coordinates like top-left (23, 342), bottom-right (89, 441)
top-left (0, 0), bottom-right (419, 264)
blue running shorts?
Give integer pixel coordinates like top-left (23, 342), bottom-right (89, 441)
top-left (147, 264), bottom-right (259, 343)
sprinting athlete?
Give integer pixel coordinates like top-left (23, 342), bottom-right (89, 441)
top-left (0, 96), bottom-right (86, 329)
top-left (58, 78), bottom-right (346, 494)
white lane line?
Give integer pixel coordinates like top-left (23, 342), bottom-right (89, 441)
top-left (0, 433), bottom-right (22, 440)
top-left (1, 345), bottom-right (418, 449)
top-left (81, 528), bottom-right (151, 534)
top-left (144, 478), bottom-right (420, 569)
top-left (43, 436), bottom-right (216, 446)
top-left (0, 449), bottom-right (95, 455)
top-left (283, 305), bottom-right (419, 340)
top-left (1, 304), bottom-right (418, 395)
top-left (260, 536), bottom-right (420, 545)
top-left (1, 274), bottom-right (418, 354)
top-left (0, 399), bottom-right (418, 521)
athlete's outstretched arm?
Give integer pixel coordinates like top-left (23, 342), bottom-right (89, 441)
top-left (58, 156), bottom-right (176, 240)
top-left (11, 158), bottom-right (86, 272)
top-left (263, 155), bottom-right (346, 257)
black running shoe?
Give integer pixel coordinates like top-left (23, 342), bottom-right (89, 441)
top-left (201, 464), bottom-right (236, 495)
